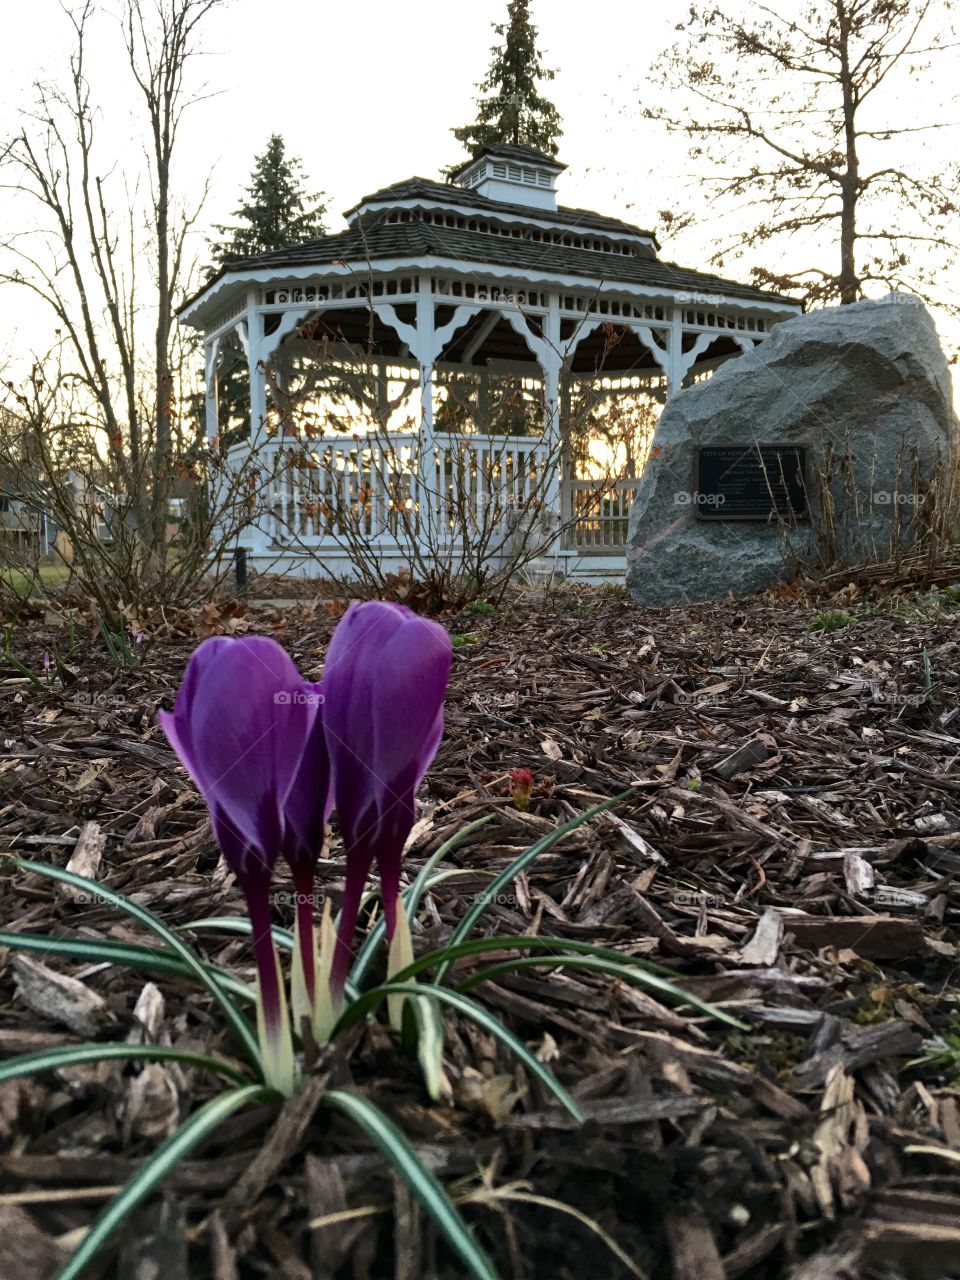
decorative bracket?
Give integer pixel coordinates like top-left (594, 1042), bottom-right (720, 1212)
top-left (373, 303), bottom-right (419, 357)
top-left (431, 304), bottom-right (484, 362)
top-left (262, 308), bottom-right (314, 361)
top-left (375, 301), bottom-right (484, 366)
top-left (560, 318), bottom-right (671, 377)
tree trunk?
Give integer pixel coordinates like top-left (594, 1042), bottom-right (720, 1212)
top-left (838, 1), bottom-right (860, 305)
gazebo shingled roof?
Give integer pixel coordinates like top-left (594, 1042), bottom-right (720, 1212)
top-left (201, 213), bottom-right (792, 307)
top-left (448, 141), bottom-right (567, 177)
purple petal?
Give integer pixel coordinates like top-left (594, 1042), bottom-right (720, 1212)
top-left (322, 602), bottom-right (451, 965)
top-left (281, 681), bottom-right (332, 871)
top-left (159, 636), bottom-right (317, 886)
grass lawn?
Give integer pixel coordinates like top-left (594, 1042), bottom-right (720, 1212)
top-left (0, 562), bottom-right (70, 597)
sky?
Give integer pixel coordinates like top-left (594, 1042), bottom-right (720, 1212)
top-left (0, 0), bottom-right (957, 381)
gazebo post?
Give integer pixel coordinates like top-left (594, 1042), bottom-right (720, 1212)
top-left (667, 305), bottom-right (684, 397)
top-left (542, 294), bottom-right (563, 538)
top-left (204, 337), bottom-right (219, 443)
top-left (247, 288), bottom-right (267, 442)
top-left (415, 274), bottom-right (436, 541)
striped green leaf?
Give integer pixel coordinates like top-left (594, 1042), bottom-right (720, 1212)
top-left (0, 1041), bottom-right (249, 1088)
top-left (54, 1085), bottom-right (270, 1280)
top-left (387, 935), bottom-right (743, 1028)
top-left (323, 1089), bottom-right (498, 1280)
top-left (436, 791), bottom-right (632, 982)
top-left (15, 860), bottom-right (260, 1069)
top-left (0, 930), bottom-right (254, 1006)
top-left (408, 991), bottom-right (449, 1103)
top-left (455, 954), bottom-right (746, 1028)
top-left (178, 916), bottom-right (294, 950)
top-left (333, 982), bottom-right (583, 1124)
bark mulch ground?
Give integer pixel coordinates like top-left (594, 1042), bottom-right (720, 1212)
top-left (0, 584), bottom-right (959, 1280)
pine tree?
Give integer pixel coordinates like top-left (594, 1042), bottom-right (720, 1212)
top-left (210, 134), bottom-right (327, 265)
top-left (208, 137), bottom-right (327, 441)
top-left (451, 0), bottom-right (562, 164)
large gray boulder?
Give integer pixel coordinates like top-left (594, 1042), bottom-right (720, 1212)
top-left (626, 295), bottom-right (958, 605)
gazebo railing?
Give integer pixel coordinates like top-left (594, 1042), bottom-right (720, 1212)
top-left (562, 479), bottom-right (639, 551)
top-left (263, 433), bottom-right (420, 542)
top-left (237, 432), bottom-right (552, 547)
top-left (228, 435), bottom-right (635, 555)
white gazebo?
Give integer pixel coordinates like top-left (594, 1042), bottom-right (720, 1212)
top-left (179, 143), bottom-right (802, 581)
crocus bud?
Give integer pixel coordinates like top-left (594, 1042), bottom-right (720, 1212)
top-left (159, 636), bottom-right (316, 1095)
top-left (321, 602), bottom-right (452, 999)
top-left (510, 768), bottom-right (533, 811)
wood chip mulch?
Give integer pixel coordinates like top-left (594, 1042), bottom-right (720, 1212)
top-left (0, 585), bottom-right (959, 1280)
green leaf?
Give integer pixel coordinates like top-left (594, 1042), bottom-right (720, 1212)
top-left (408, 991), bottom-right (449, 1103)
top-left (394, 935), bottom-right (671, 981)
top-left (436, 792), bottom-right (631, 983)
top-left (5, 653), bottom-right (45, 687)
top-left (54, 1084), bottom-right (270, 1280)
top-left (323, 1089), bottom-right (498, 1280)
top-left (349, 815), bottom-right (494, 987)
top-left (0, 930), bottom-right (254, 1006)
top-left (14, 860), bottom-right (260, 1070)
top-left (178, 916), bottom-right (294, 951)
top-left (387, 935), bottom-right (743, 1029)
top-left (97, 612), bottom-right (121, 666)
top-left (0, 1042), bottom-right (249, 1088)
top-left (455, 955), bottom-right (746, 1028)
top-left (334, 983), bottom-right (584, 1124)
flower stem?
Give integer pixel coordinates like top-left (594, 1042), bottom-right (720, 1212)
top-left (292, 862), bottom-right (317, 1004)
top-left (330, 850), bottom-right (374, 1000)
top-left (246, 877), bottom-right (296, 1096)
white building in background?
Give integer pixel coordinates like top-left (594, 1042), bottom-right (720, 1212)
top-left (179, 143), bottom-right (801, 582)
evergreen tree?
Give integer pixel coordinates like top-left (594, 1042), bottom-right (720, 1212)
top-left (208, 136), bottom-right (327, 442)
top-left (451, 0), bottom-right (562, 165)
top-left (210, 134), bottom-right (327, 265)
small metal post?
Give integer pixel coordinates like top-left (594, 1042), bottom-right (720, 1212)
top-left (234, 546), bottom-right (248, 593)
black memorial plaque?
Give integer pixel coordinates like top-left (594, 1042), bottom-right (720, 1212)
top-left (694, 444), bottom-right (807, 521)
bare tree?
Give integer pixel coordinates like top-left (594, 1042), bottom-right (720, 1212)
top-left (0, 346), bottom-right (286, 623)
top-left (0, 0), bottom-right (222, 529)
top-left (123, 0), bottom-right (220, 464)
top-left (645, 1), bottom-right (960, 307)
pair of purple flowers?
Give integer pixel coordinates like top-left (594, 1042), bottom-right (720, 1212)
top-left (159, 601), bottom-right (452, 1091)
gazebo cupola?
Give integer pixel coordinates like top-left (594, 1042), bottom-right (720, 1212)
top-left (450, 142), bottom-right (565, 212)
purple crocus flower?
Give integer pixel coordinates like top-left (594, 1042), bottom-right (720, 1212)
top-left (159, 635), bottom-right (317, 1091)
top-left (321, 602), bottom-right (452, 998)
